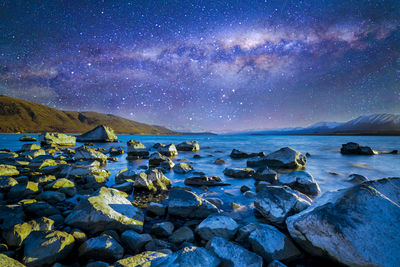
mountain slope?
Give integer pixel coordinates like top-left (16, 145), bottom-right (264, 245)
top-left (0, 95), bottom-right (177, 134)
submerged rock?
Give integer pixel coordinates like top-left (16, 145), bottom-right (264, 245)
top-left (65, 187), bottom-right (144, 234)
top-left (127, 140), bottom-right (149, 160)
top-left (176, 141), bottom-right (200, 151)
top-left (79, 233), bottom-right (124, 262)
top-left (265, 147), bottom-right (306, 169)
top-left (196, 215), bottom-right (239, 241)
top-left (39, 132), bottom-right (76, 146)
top-left (223, 168), bottom-right (255, 178)
top-left (214, 158), bottom-right (226, 165)
top-left (286, 177), bottom-right (400, 267)
top-left (347, 173), bottom-right (369, 184)
top-left (340, 142), bottom-right (377, 155)
top-left (278, 171), bottom-right (320, 196)
top-left (77, 125), bottom-right (118, 142)
top-left (184, 176), bottom-right (230, 186)
top-left (152, 246), bottom-right (220, 267)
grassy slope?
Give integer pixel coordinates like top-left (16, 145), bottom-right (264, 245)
top-left (0, 95), bottom-right (177, 134)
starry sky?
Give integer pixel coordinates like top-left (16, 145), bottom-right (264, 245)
top-left (1, 0), bottom-right (399, 132)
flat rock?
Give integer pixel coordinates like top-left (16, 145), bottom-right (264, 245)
top-left (286, 177), bottom-right (400, 267)
top-left (196, 215), bottom-right (239, 241)
top-left (223, 168), bottom-right (255, 178)
top-left (265, 147), bottom-right (306, 169)
top-left (184, 176), bottom-right (230, 186)
top-left (76, 125), bottom-right (118, 142)
top-left (39, 133), bottom-right (76, 146)
top-left (176, 141), bottom-right (200, 151)
top-left (65, 187), bottom-right (144, 234)
top-left (79, 233), bottom-right (124, 262)
top-left (152, 246), bottom-right (220, 267)
top-left (20, 135), bottom-right (38, 142)
top-left (278, 171), bottom-right (320, 196)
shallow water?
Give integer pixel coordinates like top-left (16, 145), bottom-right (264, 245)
top-left (2, 134), bottom-right (399, 224)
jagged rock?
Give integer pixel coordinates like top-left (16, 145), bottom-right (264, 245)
top-left (254, 167), bottom-right (277, 183)
top-left (173, 163), bottom-right (194, 174)
top-left (196, 215), bottom-right (239, 241)
top-left (207, 236), bottom-right (263, 267)
top-left (264, 147), bottom-right (306, 169)
top-left (121, 230), bottom-right (152, 254)
top-left (77, 125), bottom-right (118, 142)
top-left (176, 141), bottom-right (200, 151)
top-left (278, 171), bottom-right (320, 196)
top-left (152, 246), bottom-right (220, 267)
top-left (151, 222), bottom-right (174, 237)
top-left (234, 223), bottom-right (258, 249)
top-left (0, 164), bottom-right (19, 176)
top-left (113, 251), bottom-right (167, 267)
top-left (214, 158), bottom-right (226, 165)
top-left (115, 168), bottom-right (136, 184)
top-left (0, 253), bottom-right (25, 266)
top-left (223, 168), bottom-right (255, 178)
top-left (22, 230), bottom-right (75, 266)
top-left (39, 133), bottom-right (76, 146)
top-left (347, 173), bottom-right (369, 184)
top-left (149, 152), bottom-right (173, 167)
top-left (286, 177), bottom-right (400, 267)
top-left (134, 169), bottom-right (171, 192)
top-left (3, 217), bottom-right (54, 247)
top-left (169, 226), bottom-right (194, 244)
top-left (19, 135), bottom-right (38, 142)
top-left (74, 147), bottom-right (108, 165)
top-left (0, 177), bottom-right (18, 192)
top-left (184, 176), bottom-right (230, 186)
top-left (65, 187), bottom-right (144, 234)
top-left (147, 202), bottom-right (166, 217)
top-left (254, 185), bottom-right (312, 226)
top-left (168, 189), bottom-right (219, 219)
top-left (340, 142), bottom-right (377, 155)
top-left (78, 233), bottom-right (124, 262)
top-left (7, 182), bottom-right (39, 200)
top-left (126, 140), bottom-right (149, 160)
top-left (249, 224), bottom-right (301, 262)
top-left (37, 191), bottom-right (66, 204)
top-left (158, 144), bottom-right (178, 157)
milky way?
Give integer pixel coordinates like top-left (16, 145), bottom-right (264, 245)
top-left (1, 0), bottom-right (399, 132)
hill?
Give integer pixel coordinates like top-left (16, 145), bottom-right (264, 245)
top-left (0, 95), bottom-right (177, 134)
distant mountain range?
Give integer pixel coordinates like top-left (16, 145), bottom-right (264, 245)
top-left (0, 95), bottom-right (177, 134)
top-left (239, 114), bottom-right (400, 136)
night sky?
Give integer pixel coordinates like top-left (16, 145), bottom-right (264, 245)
top-left (1, 1), bottom-right (399, 132)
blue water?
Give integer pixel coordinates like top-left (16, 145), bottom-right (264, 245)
top-left (1, 134), bottom-right (399, 223)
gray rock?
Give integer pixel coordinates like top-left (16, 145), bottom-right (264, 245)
top-left (340, 142), bottom-right (377, 155)
top-left (79, 233), bottom-right (124, 262)
top-left (249, 224), bottom-right (301, 262)
top-left (109, 147), bottom-right (124, 156)
top-left (0, 253), bottom-right (25, 266)
top-left (86, 261), bottom-right (110, 267)
top-left (144, 239), bottom-right (172, 251)
top-left (152, 246), bottom-right (220, 267)
top-left (39, 133), bottom-right (76, 146)
top-left (254, 185), bottom-right (312, 226)
top-left (0, 205), bottom-right (25, 231)
top-left (126, 140), bottom-right (149, 159)
top-left (173, 163), bottom-right (194, 174)
top-left (265, 147), bottom-right (306, 169)
top-left (65, 187), bottom-right (144, 234)
top-left (151, 222), bottom-right (174, 237)
top-left (184, 176), bottom-right (230, 186)
top-left (223, 168), bottom-right (255, 178)
top-left (244, 191), bottom-right (256, 198)
top-left (286, 177), bottom-right (400, 267)
top-left (147, 202), bottom-right (166, 217)
top-left (254, 167), bottom-right (277, 183)
top-left (207, 236), bottom-right (263, 267)
top-left (158, 144), bottom-right (178, 157)
top-left (113, 251), bottom-right (167, 267)
top-left (23, 230), bottom-right (75, 266)
top-left (196, 215), bottom-right (239, 241)
top-left (45, 178), bottom-right (76, 197)
top-left (111, 182), bottom-right (133, 193)
top-left (76, 125), bottom-right (118, 142)
top-left (121, 230), bottom-right (152, 254)
top-left (235, 223), bottom-right (258, 249)
top-left (59, 164), bottom-right (110, 180)
top-left (169, 226), bottom-right (194, 244)
top-left (347, 173), bottom-right (369, 184)
top-left (176, 141), bottom-right (200, 151)
top-left (168, 189), bottom-right (219, 219)
top-left (278, 171), bottom-right (320, 196)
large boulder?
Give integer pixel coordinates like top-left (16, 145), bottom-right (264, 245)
top-left (184, 176), bottom-right (230, 186)
top-left (39, 132), bottom-right (76, 146)
top-left (264, 147), bottom-right (306, 169)
top-left (254, 185), bottom-right (312, 226)
top-left (158, 144), bottom-right (178, 157)
top-left (249, 224), bottom-right (301, 262)
top-left (223, 168), bottom-right (255, 178)
top-left (77, 125), bottom-right (118, 142)
top-left (79, 233), bottom-right (124, 262)
top-left (278, 171), bottom-right (320, 197)
top-left (134, 169), bottom-right (172, 192)
top-left (340, 142), bottom-right (377, 155)
top-left (286, 177), bottom-right (400, 267)
top-left (176, 141), bottom-right (200, 151)
top-left (152, 246), bottom-right (220, 267)
top-left (196, 215), bottom-right (239, 241)
top-left (0, 253), bottom-right (25, 266)
top-left (168, 189), bottom-right (219, 219)
top-left (22, 230), bottom-right (75, 266)
top-left (65, 187), bottom-right (144, 234)
top-left (126, 140), bottom-right (149, 160)
top-left (207, 236), bottom-right (263, 267)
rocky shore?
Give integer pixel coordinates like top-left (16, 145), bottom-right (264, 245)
top-left (0, 130), bottom-right (399, 267)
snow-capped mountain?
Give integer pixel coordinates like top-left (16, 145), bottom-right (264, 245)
top-left (334, 114), bottom-right (400, 132)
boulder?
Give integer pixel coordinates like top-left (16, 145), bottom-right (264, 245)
top-left (151, 222), bottom-right (174, 237)
top-left (71, 228), bottom-right (87, 243)
top-left (24, 201), bottom-right (60, 218)
top-left (3, 217), bottom-right (54, 247)
top-left (223, 168), bottom-right (255, 178)
top-left (340, 142), bottom-right (377, 155)
top-left (0, 253), bottom-right (25, 266)
top-left (0, 164), bottom-right (19, 177)
top-left (126, 140), bottom-right (149, 160)
top-left (265, 147), bottom-right (306, 169)
top-left (121, 230), bottom-right (152, 254)
top-left (39, 133), bottom-right (76, 146)
top-left (149, 152), bottom-right (173, 167)
top-left (230, 149), bottom-right (249, 158)
top-left (78, 233), bottom-right (124, 262)
top-left (76, 125), bottom-right (118, 142)
top-left (176, 141), bottom-right (200, 151)
top-left (158, 144), bottom-right (178, 157)
top-left (168, 189), bottom-right (219, 219)
top-left (249, 224), bottom-right (301, 262)
top-left (173, 163), bottom-right (194, 174)
top-left (254, 167), bottom-right (277, 183)
top-left (74, 147), bottom-right (108, 165)
top-left (184, 176), bottom-right (230, 186)
top-left (20, 135), bottom-right (38, 142)
top-left (65, 187), bottom-right (144, 234)
top-left (196, 215), bottom-right (239, 241)
top-left (22, 230), bottom-right (75, 266)
top-left (59, 164), bottom-right (110, 180)
top-left (207, 236), bottom-right (263, 267)
top-left (254, 185), bottom-right (312, 226)
top-left (115, 168), bottom-right (136, 184)
top-left (134, 169), bottom-right (171, 192)
top-left (169, 226), bottom-right (194, 244)
top-left (347, 173), bottom-right (369, 184)
top-left (286, 177), bottom-right (400, 267)
top-left (278, 171), bottom-right (320, 196)
top-left (21, 149), bottom-right (45, 158)
top-left (113, 251), bottom-right (167, 267)
top-left (152, 246), bottom-right (220, 267)
top-left (147, 202), bottom-right (166, 217)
